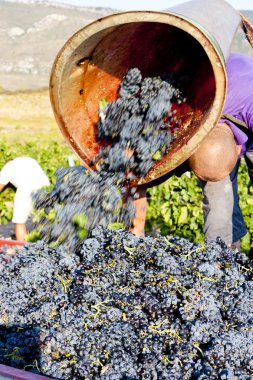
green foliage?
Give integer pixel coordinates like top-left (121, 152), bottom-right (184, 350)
top-left (98, 97), bottom-right (109, 110)
top-left (72, 213), bottom-right (88, 229)
top-left (146, 158), bottom-right (253, 254)
top-left (1, 134), bottom-right (252, 254)
top-left (0, 138), bottom-right (72, 224)
top-left (26, 229), bottom-right (41, 242)
top-left (146, 172), bottom-right (204, 242)
top-left (237, 159), bottom-right (253, 253)
top-left (73, 213), bottom-right (88, 240)
top-left (107, 222), bottom-right (124, 230)
top-left (152, 151), bottom-right (162, 161)
top-left (0, 190), bottom-right (14, 224)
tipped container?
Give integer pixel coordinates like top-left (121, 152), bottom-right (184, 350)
top-left (50, 0), bottom-right (241, 185)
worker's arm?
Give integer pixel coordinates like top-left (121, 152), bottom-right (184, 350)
top-left (129, 187), bottom-right (147, 236)
top-left (0, 184), bottom-right (6, 193)
top-left (129, 160), bottom-right (190, 236)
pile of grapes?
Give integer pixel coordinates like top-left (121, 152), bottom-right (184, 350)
top-left (1, 67), bottom-right (251, 380)
top-left (32, 69), bottom-right (184, 250)
top-left (0, 228), bottom-right (253, 379)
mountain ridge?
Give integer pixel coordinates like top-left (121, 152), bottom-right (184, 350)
top-left (1, 0), bottom-right (114, 12)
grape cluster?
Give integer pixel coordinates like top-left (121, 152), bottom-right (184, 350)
top-left (0, 230), bottom-right (253, 379)
top-left (32, 166), bottom-right (135, 252)
top-left (33, 69), bottom-right (184, 250)
top-left (98, 68), bottom-right (184, 177)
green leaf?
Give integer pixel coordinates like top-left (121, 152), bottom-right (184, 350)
top-left (107, 222), bottom-right (124, 231)
top-left (47, 209), bottom-right (56, 221)
top-left (72, 213), bottom-right (88, 228)
top-left (98, 97), bottom-right (109, 110)
top-left (152, 151), bottom-right (161, 161)
top-left (77, 229), bottom-right (88, 240)
top-left (178, 207), bottom-right (188, 224)
top-left (26, 230), bottom-right (41, 242)
top-left (160, 203), bottom-right (171, 224)
top-left (50, 241), bottom-right (59, 248)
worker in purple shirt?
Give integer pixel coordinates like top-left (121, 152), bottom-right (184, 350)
top-left (132, 53), bottom-right (253, 251)
top-left (188, 53), bottom-right (253, 250)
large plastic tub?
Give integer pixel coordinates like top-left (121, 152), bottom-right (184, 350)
top-left (0, 239), bottom-right (24, 248)
top-left (0, 364), bottom-right (53, 380)
top-left (0, 241), bottom-right (54, 379)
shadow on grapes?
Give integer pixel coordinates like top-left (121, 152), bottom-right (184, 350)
top-left (0, 324), bottom-right (41, 374)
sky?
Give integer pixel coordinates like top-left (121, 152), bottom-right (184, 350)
top-left (47, 0), bottom-right (253, 11)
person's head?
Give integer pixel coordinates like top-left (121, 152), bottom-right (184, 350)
top-left (188, 123), bottom-right (241, 181)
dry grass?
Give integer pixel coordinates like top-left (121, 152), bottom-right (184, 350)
top-left (0, 89), bottom-right (65, 144)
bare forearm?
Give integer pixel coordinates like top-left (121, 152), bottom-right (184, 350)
top-left (0, 184), bottom-right (6, 193)
top-left (129, 187), bottom-right (147, 236)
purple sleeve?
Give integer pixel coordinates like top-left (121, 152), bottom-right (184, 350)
top-left (218, 119), bottom-right (248, 157)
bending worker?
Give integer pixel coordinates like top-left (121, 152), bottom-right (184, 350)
top-left (132, 53), bottom-right (253, 250)
top-left (0, 157), bottom-right (50, 241)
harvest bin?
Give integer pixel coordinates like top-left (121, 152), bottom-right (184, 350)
top-left (0, 241), bottom-right (54, 380)
top-left (0, 239), bottom-right (24, 248)
top-left (50, 0), bottom-right (241, 186)
top-left (0, 364), bottom-right (53, 380)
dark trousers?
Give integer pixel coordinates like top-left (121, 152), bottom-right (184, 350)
top-left (199, 149), bottom-right (253, 244)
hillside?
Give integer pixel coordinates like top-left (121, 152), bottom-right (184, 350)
top-left (0, 0), bottom-right (252, 92)
top-left (0, 0), bottom-right (115, 91)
